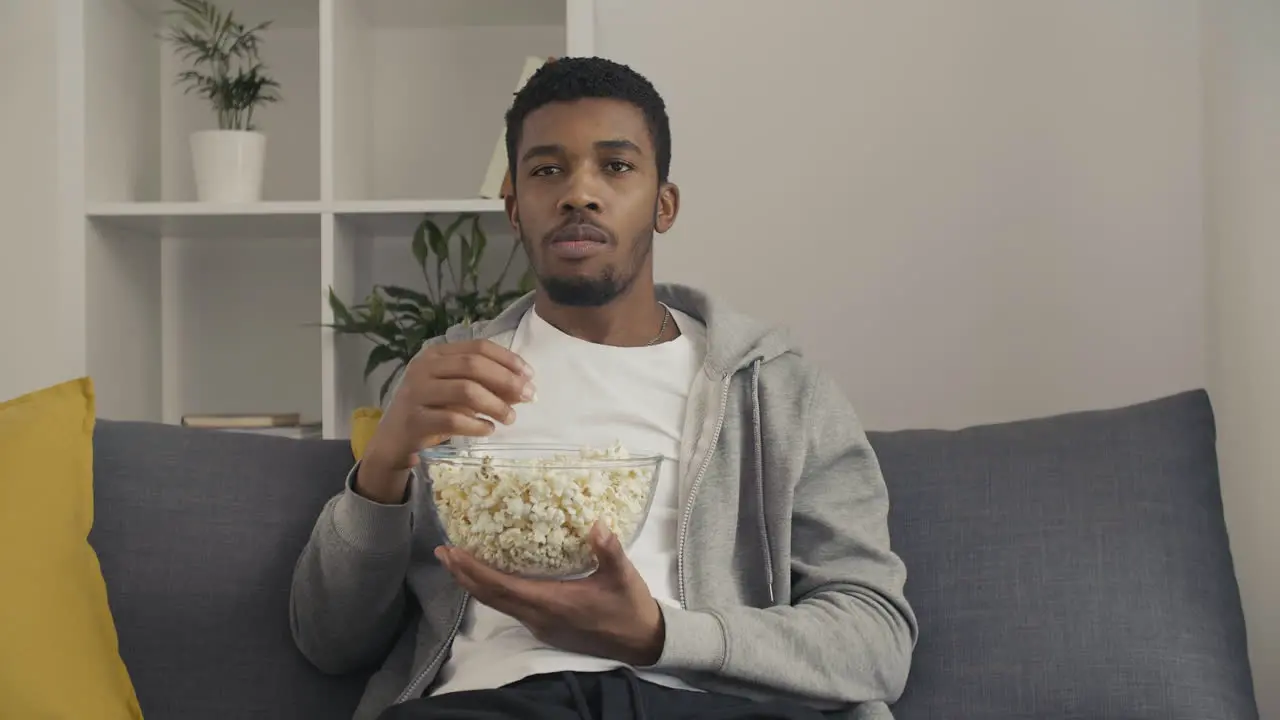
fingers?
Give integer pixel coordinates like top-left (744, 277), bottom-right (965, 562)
top-left (437, 546), bottom-right (544, 613)
top-left (588, 521), bottom-right (629, 580)
top-left (395, 340), bottom-right (535, 443)
top-left (415, 407), bottom-right (496, 439)
top-left (363, 341), bottom-right (532, 471)
top-left (425, 354), bottom-right (531, 401)
top-left (417, 379), bottom-right (520, 426)
top-left (419, 346), bottom-right (536, 412)
top-left (432, 340), bottom-right (534, 383)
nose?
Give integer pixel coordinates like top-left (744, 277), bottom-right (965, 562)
top-left (558, 168), bottom-right (603, 214)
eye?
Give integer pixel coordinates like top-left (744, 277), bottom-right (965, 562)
top-left (604, 160), bottom-right (634, 174)
top-left (530, 165), bottom-right (561, 177)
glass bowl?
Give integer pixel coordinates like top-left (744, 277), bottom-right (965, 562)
top-left (417, 442), bottom-right (664, 579)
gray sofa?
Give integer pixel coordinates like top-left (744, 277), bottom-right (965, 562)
top-left (89, 389), bottom-right (1260, 719)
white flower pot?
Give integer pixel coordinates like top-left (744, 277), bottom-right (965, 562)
top-left (190, 130), bottom-right (266, 203)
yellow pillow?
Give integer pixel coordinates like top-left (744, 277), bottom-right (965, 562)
top-left (350, 406), bottom-right (383, 460)
top-left (0, 377), bottom-right (143, 719)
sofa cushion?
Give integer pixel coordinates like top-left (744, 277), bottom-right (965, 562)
top-left (870, 390), bottom-right (1259, 720)
top-left (90, 419), bottom-right (370, 720)
top-left (0, 378), bottom-right (143, 720)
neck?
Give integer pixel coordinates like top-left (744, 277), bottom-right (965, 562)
top-left (533, 282), bottom-right (671, 347)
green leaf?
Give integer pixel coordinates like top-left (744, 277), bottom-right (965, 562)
top-left (160, 0), bottom-right (279, 130)
top-left (363, 344), bottom-right (398, 380)
top-left (442, 213), bottom-right (470, 245)
top-left (388, 300), bottom-right (431, 318)
top-left (380, 284), bottom-right (434, 307)
top-left (328, 215), bottom-right (537, 401)
top-left (403, 321), bottom-right (430, 352)
top-left (469, 216), bottom-right (488, 277)
top-left (327, 287), bottom-right (360, 329)
top-left (411, 223), bottom-right (430, 273)
top-left (363, 321), bottom-right (401, 347)
top-left (379, 366), bottom-right (404, 405)
top-left (441, 214), bottom-right (469, 284)
top-left (426, 219), bottom-right (448, 262)
top-left (362, 292), bottom-right (389, 325)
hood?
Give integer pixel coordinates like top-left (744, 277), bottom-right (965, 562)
top-left (655, 283), bottom-right (795, 376)
top-left (449, 282), bottom-right (797, 377)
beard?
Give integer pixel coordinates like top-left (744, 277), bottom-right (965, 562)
top-left (543, 273), bottom-right (631, 307)
top-left (523, 226), bottom-right (654, 308)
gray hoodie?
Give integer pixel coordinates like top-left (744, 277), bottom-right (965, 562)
top-left (289, 283), bottom-right (918, 720)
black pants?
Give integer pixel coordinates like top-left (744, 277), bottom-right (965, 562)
top-left (377, 668), bottom-right (830, 720)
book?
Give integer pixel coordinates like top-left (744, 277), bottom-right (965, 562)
top-left (180, 412), bottom-right (301, 429)
top-left (219, 423), bottom-right (322, 440)
top-left (479, 56), bottom-right (555, 199)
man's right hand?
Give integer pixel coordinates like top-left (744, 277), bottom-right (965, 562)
top-left (354, 339), bottom-right (535, 504)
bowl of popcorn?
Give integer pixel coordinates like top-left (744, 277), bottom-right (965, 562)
top-left (418, 442), bottom-right (663, 579)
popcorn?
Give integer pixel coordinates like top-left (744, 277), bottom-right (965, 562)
top-left (427, 442), bottom-right (657, 576)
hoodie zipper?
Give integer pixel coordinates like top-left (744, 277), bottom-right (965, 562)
top-left (677, 375), bottom-right (731, 607)
top-left (395, 592), bottom-right (468, 704)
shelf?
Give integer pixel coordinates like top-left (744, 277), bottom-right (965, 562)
top-left (126, 0), bottom-right (320, 29)
top-left (84, 200), bottom-right (506, 239)
top-left (87, 202), bottom-right (323, 239)
top-left (66, 0), bottom-right (592, 436)
top-left (333, 199), bottom-right (507, 235)
top-left (362, 0), bottom-right (566, 28)
top-left (333, 199), bottom-right (505, 214)
top-left (88, 0), bottom-right (320, 204)
top-left (162, 235), bottom-right (323, 426)
top-left (331, 0), bottom-right (567, 201)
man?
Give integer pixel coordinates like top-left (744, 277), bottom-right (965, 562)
top-left (290, 57), bottom-right (918, 720)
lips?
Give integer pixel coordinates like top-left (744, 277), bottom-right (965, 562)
top-left (548, 222), bottom-right (609, 245)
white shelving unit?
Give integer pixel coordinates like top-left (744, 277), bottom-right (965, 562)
top-left (59, 0), bottom-right (594, 438)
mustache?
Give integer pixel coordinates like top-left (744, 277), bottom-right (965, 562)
top-left (544, 214), bottom-right (614, 244)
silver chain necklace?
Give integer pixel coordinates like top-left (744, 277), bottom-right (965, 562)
top-left (646, 305), bottom-right (670, 346)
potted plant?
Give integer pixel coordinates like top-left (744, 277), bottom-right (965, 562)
top-left (160, 0), bottom-right (281, 202)
top-left (324, 213), bottom-right (535, 447)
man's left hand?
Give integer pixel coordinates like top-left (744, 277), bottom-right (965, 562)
top-left (435, 521), bottom-right (666, 666)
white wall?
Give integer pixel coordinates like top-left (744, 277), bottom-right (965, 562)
top-left (0, 1), bottom-right (81, 403)
top-left (1203, 1), bottom-right (1280, 717)
top-left (598, 0), bottom-right (1205, 432)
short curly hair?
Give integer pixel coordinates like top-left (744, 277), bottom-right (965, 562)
top-left (504, 56), bottom-right (672, 186)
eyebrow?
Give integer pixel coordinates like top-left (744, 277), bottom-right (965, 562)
top-left (595, 139), bottom-right (643, 154)
top-left (521, 139), bottom-right (644, 164)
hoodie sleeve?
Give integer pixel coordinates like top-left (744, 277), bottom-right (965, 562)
top-left (288, 346), bottom-right (427, 676)
top-left (648, 368), bottom-right (919, 707)
top-left (288, 463), bottom-right (415, 675)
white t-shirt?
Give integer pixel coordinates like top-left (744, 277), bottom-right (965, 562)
top-left (428, 303), bottom-right (707, 696)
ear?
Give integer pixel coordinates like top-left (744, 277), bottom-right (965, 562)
top-left (504, 190), bottom-right (520, 233)
top-left (655, 181), bottom-right (680, 234)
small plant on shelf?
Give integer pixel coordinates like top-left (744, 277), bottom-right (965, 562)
top-left (161, 0), bottom-right (280, 130)
top-left (159, 0), bottom-right (281, 202)
top-left (325, 213), bottom-right (536, 404)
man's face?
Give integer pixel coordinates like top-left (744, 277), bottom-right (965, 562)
top-left (506, 97), bottom-right (678, 307)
